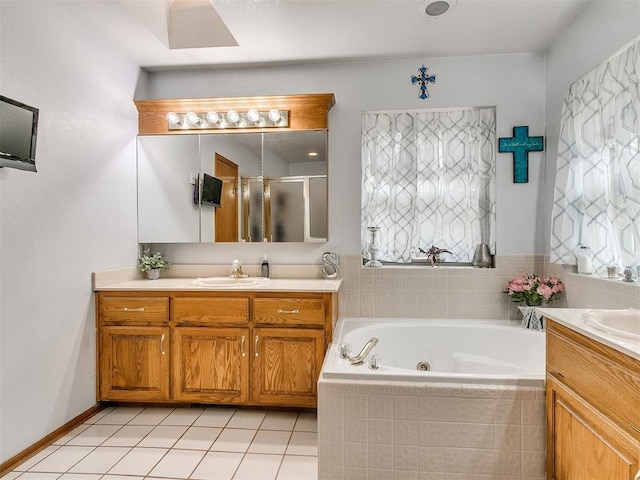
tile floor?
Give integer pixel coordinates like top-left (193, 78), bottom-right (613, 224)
top-left (1, 406), bottom-right (318, 480)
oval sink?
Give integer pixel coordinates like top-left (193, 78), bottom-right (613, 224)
top-left (582, 308), bottom-right (640, 340)
top-left (190, 277), bottom-right (271, 288)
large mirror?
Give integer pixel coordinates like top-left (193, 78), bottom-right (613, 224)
top-left (137, 130), bottom-right (327, 243)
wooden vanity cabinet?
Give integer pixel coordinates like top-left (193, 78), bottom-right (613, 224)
top-left (96, 290), bottom-right (337, 408)
top-left (546, 320), bottom-right (640, 480)
top-left (97, 294), bottom-right (170, 402)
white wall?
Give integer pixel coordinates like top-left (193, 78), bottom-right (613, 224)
top-left (146, 53), bottom-right (546, 265)
top-left (0, 2), bottom-right (140, 461)
top-left (544, 0), bottom-right (640, 254)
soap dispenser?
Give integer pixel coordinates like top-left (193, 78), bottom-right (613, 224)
top-left (576, 246), bottom-right (594, 274)
top-left (261, 255), bottom-right (270, 278)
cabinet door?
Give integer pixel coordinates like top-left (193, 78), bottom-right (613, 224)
top-left (99, 326), bottom-right (169, 402)
top-left (173, 327), bottom-right (249, 403)
top-left (252, 328), bottom-right (325, 407)
top-left (547, 375), bottom-right (640, 480)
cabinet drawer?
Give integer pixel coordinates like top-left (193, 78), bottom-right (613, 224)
top-left (100, 296), bottom-right (169, 324)
top-left (547, 326), bottom-right (640, 438)
top-left (173, 297), bottom-right (249, 325)
top-left (253, 298), bottom-right (325, 325)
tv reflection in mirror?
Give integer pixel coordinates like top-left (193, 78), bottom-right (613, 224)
top-left (197, 173), bottom-right (223, 208)
top-left (0, 95), bottom-right (39, 172)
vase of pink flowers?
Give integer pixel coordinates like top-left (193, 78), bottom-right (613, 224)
top-left (504, 274), bottom-right (565, 330)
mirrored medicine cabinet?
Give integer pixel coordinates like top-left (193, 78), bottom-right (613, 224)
top-left (134, 94), bottom-right (335, 244)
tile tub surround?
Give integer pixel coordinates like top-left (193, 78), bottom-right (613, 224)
top-left (317, 379), bottom-right (546, 480)
top-left (339, 254), bottom-right (547, 320)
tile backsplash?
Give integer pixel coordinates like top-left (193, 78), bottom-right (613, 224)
top-left (338, 254), bottom-right (640, 319)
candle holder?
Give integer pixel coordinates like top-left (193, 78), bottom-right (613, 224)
top-left (364, 226), bottom-right (382, 267)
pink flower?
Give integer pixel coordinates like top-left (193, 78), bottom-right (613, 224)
top-left (537, 284), bottom-right (553, 300)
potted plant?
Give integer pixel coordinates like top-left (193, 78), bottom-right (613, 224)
top-left (137, 249), bottom-right (171, 279)
top-left (504, 274), bottom-right (564, 330)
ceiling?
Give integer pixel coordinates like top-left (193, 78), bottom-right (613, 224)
top-left (55, 0), bottom-right (594, 71)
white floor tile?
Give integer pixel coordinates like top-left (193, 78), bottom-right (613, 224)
top-left (65, 424), bottom-right (121, 446)
top-left (52, 424), bottom-right (90, 445)
top-left (233, 453), bottom-right (282, 480)
top-left (227, 410), bottom-right (266, 429)
top-left (85, 407), bottom-right (115, 424)
top-left (193, 406), bottom-right (237, 428)
top-left (101, 425), bottom-right (155, 447)
top-left (190, 451), bottom-right (243, 480)
top-left (277, 455), bottom-right (318, 480)
top-left (67, 447), bottom-right (130, 474)
top-left (294, 413), bottom-right (317, 432)
top-left (286, 431), bottom-right (318, 456)
top-left (13, 446), bottom-right (60, 471)
top-left (127, 407), bottom-right (174, 426)
top-left (100, 475), bottom-right (144, 480)
top-left (11, 473), bottom-right (61, 480)
top-left (0, 472), bottom-right (21, 479)
top-left (261, 411), bottom-right (298, 431)
top-left (137, 425), bottom-right (188, 448)
top-left (28, 446), bottom-right (94, 473)
top-left (147, 448), bottom-right (205, 478)
top-left (160, 407), bottom-right (204, 426)
top-left (248, 430), bottom-right (291, 454)
top-left (107, 447), bottom-right (168, 476)
top-left (58, 473), bottom-right (102, 479)
top-left (94, 407), bottom-right (144, 425)
top-left (211, 428), bottom-right (257, 453)
top-left (174, 426), bottom-right (222, 450)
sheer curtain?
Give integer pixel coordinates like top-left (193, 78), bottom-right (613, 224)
top-left (550, 36), bottom-right (640, 270)
top-left (361, 107), bottom-right (496, 263)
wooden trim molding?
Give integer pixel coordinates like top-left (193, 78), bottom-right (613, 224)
top-left (0, 403), bottom-right (105, 477)
top-left (135, 93), bottom-right (336, 135)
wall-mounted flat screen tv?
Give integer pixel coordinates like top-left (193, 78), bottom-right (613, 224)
top-left (199, 173), bottom-right (223, 207)
top-left (0, 95), bottom-right (39, 172)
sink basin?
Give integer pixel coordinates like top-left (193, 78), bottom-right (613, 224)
top-left (189, 277), bottom-right (271, 288)
top-left (582, 308), bottom-right (640, 340)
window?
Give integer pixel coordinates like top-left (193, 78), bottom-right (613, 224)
top-left (550, 36), bottom-right (640, 271)
top-left (361, 107), bottom-right (496, 264)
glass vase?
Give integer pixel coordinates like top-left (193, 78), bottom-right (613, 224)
top-left (364, 226), bottom-right (382, 267)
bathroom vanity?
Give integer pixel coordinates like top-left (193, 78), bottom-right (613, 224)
top-left (541, 308), bottom-right (640, 480)
top-left (95, 277), bottom-right (340, 408)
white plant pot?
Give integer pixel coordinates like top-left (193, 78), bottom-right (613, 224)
top-left (147, 268), bottom-right (161, 280)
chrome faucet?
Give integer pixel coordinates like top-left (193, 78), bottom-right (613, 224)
top-left (348, 337), bottom-right (379, 365)
top-left (230, 260), bottom-right (248, 278)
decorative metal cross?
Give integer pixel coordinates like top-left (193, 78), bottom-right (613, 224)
top-left (411, 65), bottom-right (436, 100)
top-left (498, 125), bottom-right (544, 184)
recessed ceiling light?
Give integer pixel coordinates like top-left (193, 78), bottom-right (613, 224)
top-left (419, 0), bottom-right (457, 20)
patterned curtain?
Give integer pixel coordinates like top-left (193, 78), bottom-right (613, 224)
top-left (361, 107), bottom-right (496, 263)
top-left (550, 36), bottom-right (640, 270)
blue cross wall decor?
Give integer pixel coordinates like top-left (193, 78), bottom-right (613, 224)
top-left (411, 65), bottom-right (436, 100)
top-left (499, 126), bottom-right (544, 184)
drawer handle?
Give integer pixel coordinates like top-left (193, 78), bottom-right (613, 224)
top-left (277, 309), bottom-right (299, 314)
top-left (255, 335), bottom-right (259, 357)
top-left (550, 370), bottom-right (564, 378)
top-left (160, 334), bottom-right (166, 355)
top-left (241, 336), bottom-right (246, 357)
top-left (123, 307), bottom-right (145, 312)
top-left (635, 469), bottom-right (640, 480)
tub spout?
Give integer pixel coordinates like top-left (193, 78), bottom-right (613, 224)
top-left (348, 337), bottom-right (379, 365)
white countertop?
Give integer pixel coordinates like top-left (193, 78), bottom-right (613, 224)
top-left (539, 307), bottom-right (640, 361)
top-left (94, 277), bottom-right (342, 293)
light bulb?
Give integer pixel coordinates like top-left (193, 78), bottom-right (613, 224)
top-left (205, 111), bottom-right (219, 124)
top-left (268, 109), bottom-right (281, 123)
top-left (166, 112), bottom-right (180, 124)
top-left (246, 109), bottom-right (261, 123)
top-left (185, 112), bottom-right (201, 126)
top-left (226, 110), bottom-right (240, 124)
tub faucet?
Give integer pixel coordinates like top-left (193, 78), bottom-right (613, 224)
top-left (348, 337), bottom-right (379, 365)
top-left (230, 260), bottom-right (248, 278)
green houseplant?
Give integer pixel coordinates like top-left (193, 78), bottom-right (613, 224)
top-left (137, 249), bottom-right (171, 279)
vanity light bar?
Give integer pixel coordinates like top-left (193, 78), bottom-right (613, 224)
top-left (166, 109), bottom-right (289, 130)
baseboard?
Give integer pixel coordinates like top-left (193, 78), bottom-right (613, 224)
top-left (0, 403), bottom-right (105, 477)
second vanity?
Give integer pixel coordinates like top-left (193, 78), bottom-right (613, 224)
top-left (540, 307), bottom-right (640, 480)
top-left (95, 275), bottom-right (340, 408)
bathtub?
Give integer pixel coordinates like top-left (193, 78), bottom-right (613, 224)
top-left (317, 317), bottom-right (547, 480)
top-left (322, 317), bottom-right (545, 386)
